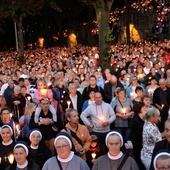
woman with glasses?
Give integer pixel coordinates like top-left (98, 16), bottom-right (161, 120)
top-left (27, 129), bottom-right (51, 168)
top-left (141, 108), bottom-right (162, 170)
top-left (42, 132), bottom-right (90, 170)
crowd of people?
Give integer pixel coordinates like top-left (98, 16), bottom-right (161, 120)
top-left (0, 39), bottom-right (170, 170)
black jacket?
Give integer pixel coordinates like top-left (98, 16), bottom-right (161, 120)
top-left (104, 81), bottom-right (123, 103)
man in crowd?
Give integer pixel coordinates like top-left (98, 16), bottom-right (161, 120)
top-left (63, 108), bottom-right (91, 160)
top-left (81, 92), bottom-right (116, 154)
top-left (29, 98), bottom-right (58, 155)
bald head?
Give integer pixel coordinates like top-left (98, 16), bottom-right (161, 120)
top-left (159, 78), bottom-right (166, 90)
top-left (110, 75), bottom-right (117, 86)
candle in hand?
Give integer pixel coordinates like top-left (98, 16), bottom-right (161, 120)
top-left (27, 96), bottom-right (31, 101)
top-left (40, 89), bottom-right (47, 97)
top-left (100, 116), bottom-right (104, 123)
top-left (67, 101), bottom-right (71, 109)
top-left (8, 154), bottom-right (14, 164)
top-left (91, 153), bottom-right (96, 159)
top-left (122, 108), bottom-right (126, 115)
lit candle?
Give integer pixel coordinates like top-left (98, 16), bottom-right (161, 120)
top-left (0, 157), bottom-right (1, 164)
top-left (8, 154), bottom-right (14, 164)
top-left (130, 92), bottom-right (137, 99)
top-left (40, 89), bottom-right (47, 96)
top-left (10, 113), bottom-right (13, 118)
top-left (161, 68), bottom-right (165, 72)
top-left (148, 89), bottom-right (154, 96)
top-left (0, 92), bottom-right (2, 96)
top-left (67, 101), bottom-right (71, 109)
top-left (138, 74), bottom-right (143, 79)
top-left (100, 116), bottom-right (104, 123)
top-left (134, 68), bottom-right (136, 72)
top-left (162, 104), bottom-right (164, 108)
top-left (16, 124), bottom-right (20, 136)
top-left (27, 96), bottom-right (31, 101)
top-left (122, 108), bottom-right (126, 115)
top-left (91, 153), bottom-right (96, 159)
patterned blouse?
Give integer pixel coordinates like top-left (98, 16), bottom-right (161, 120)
top-left (141, 121), bottom-right (162, 159)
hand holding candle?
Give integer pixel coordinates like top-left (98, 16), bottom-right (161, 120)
top-left (40, 89), bottom-right (47, 97)
top-left (122, 108), bottom-right (126, 115)
top-left (91, 153), bottom-right (96, 159)
top-left (8, 154), bottom-right (14, 164)
top-left (67, 101), bottom-right (71, 109)
top-left (100, 116), bottom-right (104, 123)
top-left (27, 96), bottom-right (31, 101)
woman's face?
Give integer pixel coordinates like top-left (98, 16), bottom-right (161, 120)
top-left (30, 132), bottom-right (41, 146)
top-left (89, 91), bottom-right (95, 101)
top-left (1, 110), bottom-right (11, 123)
top-left (55, 139), bottom-right (71, 159)
top-left (107, 135), bottom-right (121, 156)
top-left (37, 82), bottom-right (45, 90)
top-left (117, 91), bottom-right (125, 99)
top-left (143, 97), bottom-right (151, 107)
top-left (1, 127), bottom-right (12, 143)
top-left (14, 147), bottom-right (27, 165)
top-left (152, 113), bottom-right (160, 124)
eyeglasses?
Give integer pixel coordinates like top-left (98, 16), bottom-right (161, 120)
top-left (55, 144), bottom-right (69, 150)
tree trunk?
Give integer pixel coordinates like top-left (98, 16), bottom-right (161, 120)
top-left (92, 0), bottom-right (114, 69)
top-left (16, 16), bottom-right (25, 65)
top-left (87, 2), bottom-right (95, 46)
top-left (125, 0), bottom-right (131, 45)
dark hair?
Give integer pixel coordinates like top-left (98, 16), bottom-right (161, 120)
top-left (117, 88), bottom-right (126, 94)
top-left (19, 77), bottom-right (25, 82)
top-left (0, 107), bottom-right (11, 115)
top-left (90, 75), bottom-right (97, 80)
top-left (133, 102), bottom-right (144, 115)
top-left (135, 86), bottom-right (143, 93)
top-left (141, 94), bottom-right (151, 102)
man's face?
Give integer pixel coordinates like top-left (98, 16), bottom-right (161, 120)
top-left (164, 122), bottom-right (170, 143)
top-left (40, 100), bottom-right (49, 111)
top-left (90, 77), bottom-right (96, 86)
top-left (67, 111), bottom-right (79, 124)
top-left (94, 92), bottom-right (103, 105)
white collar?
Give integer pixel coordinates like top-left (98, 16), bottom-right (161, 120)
top-left (30, 144), bottom-right (39, 149)
top-left (2, 139), bottom-right (13, 146)
top-left (17, 160), bottom-right (28, 169)
top-left (57, 151), bottom-right (74, 163)
top-left (107, 151), bottom-right (123, 160)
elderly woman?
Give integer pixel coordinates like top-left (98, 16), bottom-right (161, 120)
top-left (42, 132), bottom-right (90, 170)
top-left (27, 129), bottom-right (51, 168)
top-left (92, 131), bottom-right (139, 170)
top-left (141, 108), bottom-right (162, 170)
top-left (5, 141), bottom-right (40, 170)
top-left (0, 125), bottom-right (16, 170)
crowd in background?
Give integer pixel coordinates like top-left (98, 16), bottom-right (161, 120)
top-left (0, 40), bottom-right (170, 170)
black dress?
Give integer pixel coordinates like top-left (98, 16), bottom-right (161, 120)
top-left (28, 141), bottom-right (51, 168)
top-left (0, 141), bottom-right (16, 170)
